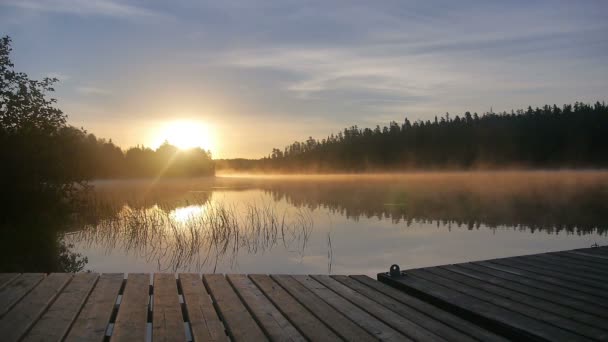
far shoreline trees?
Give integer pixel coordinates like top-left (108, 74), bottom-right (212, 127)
top-left (68, 132), bottom-right (215, 179)
top-left (234, 101), bottom-right (607, 172)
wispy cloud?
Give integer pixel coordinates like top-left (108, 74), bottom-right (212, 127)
top-left (2, 0), bottom-right (162, 18)
top-left (46, 72), bottom-right (69, 81)
top-left (76, 86), bottom-right (110, 96)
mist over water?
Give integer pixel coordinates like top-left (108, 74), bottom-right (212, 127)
top-left (61, 171), bottom-right (608, 276)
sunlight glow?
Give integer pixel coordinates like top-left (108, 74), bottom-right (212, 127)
top-left (170, 205), bottom-right (207, 223)
top-left (155, 120), bottom-right (215, 152)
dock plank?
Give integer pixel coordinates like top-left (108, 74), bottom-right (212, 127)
top-left (0, 273), bottom-right (20, 290)
top-left (350, 275), bottom-right (507, 342)
top-left (581, 247), bottom-right (608, 255)
top-left (461, 262), bottom-right (608, 309)
top-left (250, 274), bottom-right (341, 342)
top-left (0, 273), bottom-right (45, 317)
top-left (379, 271), bottom-right (585, 341)
top-left (410, 268), bottom-right (602, 340)
top-left (313, 275), bottom-right (444, 341)
top-left (530, 254), bottom-right (608, 276)
top-left (291, 275), bottom-right (407, 341)
top-left (112, 273), bottom-right (150, 342)
top-left (272, 274), bottom-right (377, 341)
top-left (423, 267), bottom-right (608, 338)
top-left (152, 274), bottom-right (186, 342)
top-left (559, 251), bottom-right (608, 268)
top-left (478, 261), bottom-right (608, 306)
top-left (65, 273), bottom-right (124, 342)
top-left (24, 273), bottom-right (99, 342)
top-left (179, 273), bottom-right (227, 342)
top-left (510, 256), bottom-right (608, 282)
top-left (0, 273), bottom-right (72, 342)
top-left (203, 274), bottom-right (267, 341)
top-left (491, 258), bottom-right (608, 292)
top-left (450, 263), bottom-right (608, 319)
top-left (228, 274), bottom-right (304, 342)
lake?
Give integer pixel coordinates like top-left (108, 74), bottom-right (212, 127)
top-left (55, 171), bottom-right (608, 276)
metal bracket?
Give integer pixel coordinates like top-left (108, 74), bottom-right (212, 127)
top-left (389, 264), bottom-right (401, 277)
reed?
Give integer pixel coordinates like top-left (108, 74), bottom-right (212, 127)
top-left (68, 198), bottom-right (313, 272)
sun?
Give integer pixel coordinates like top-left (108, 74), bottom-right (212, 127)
top-left (157, 120), bottom-right (215, 152)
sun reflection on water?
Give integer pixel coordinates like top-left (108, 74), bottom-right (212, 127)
top-left (169, 204), bottom-right (208, 223)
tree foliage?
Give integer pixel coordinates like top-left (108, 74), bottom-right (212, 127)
top-left (259, 102), bottom-right (608, 171)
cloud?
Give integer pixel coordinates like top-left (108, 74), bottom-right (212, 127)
top-left (76, 86), bottom-right (110, 96)
top-left (46, 72), bottom-right (69, 81)
top-left (2, 0), bottom-right (162, 18)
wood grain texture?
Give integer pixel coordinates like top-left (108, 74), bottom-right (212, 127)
top-left (152, 274), bottom-right (186, 342)
top-left (350, 275), bottom-right (507, 342)
top-left (291, 275), bottom-right (407, 341)
top-left (0, 274), bottom-right (20, 291)
top-left (179, 273), bottom-right (227, 341)
top-left (227, 274), bottom-right (304, 341)
top-left (65, 273), bottom-right (124, 342)
top-left (0, 273), bottom-right (45, 317)
top-left (203, 274), bottom-right (267, 341)
top-left (0, 273), bottom-right (72, 342)
top-left (250, 274), bottom-right (341, 342)
top-left (112, 273), bottom-right (150, 342)
top-left (24, 273), bottom-right (99, 342)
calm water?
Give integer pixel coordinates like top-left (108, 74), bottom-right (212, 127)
top-left (56, 171), bottom-right (608, 276)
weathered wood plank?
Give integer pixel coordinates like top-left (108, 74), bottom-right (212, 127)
top-left (65, 273), bottom-right (124, 342)
top-left (179, 273), bottom-right (227, 342)
top-left (0, 274), bottom-right (20, 290)
top-left (112, 273), bottom-right (150, 342)
top-left (272, 274), bottom-right (377, 341)
top-left (351, 275), bottom-right (507, 342)
top-left (583, 246), bottom-right (608, 255)
top-left (475, 261), bottom-right (608, 307)
top-left (464, 261), bottom-right (608, 303)
top-left (479, 260), bottom-right (608, 305)
top-left (152, 274), bottom-right (186, 342)
top-left (313, 275), bottom-right (444, 341)
top-left (291, 275), bottom-right (407, 341)
top-left (0, 273), bottom-right (45, 317)
top-left (551, 250), bottom-right (608, 268)
top-left (249, 275), bottom-right (341, 342)
top-left (449, 264), bottom-right (608, 319)
top-left (560, 251), bottom-right (608, 267)
top-left (24, 273), bottom-right (99, 342)
top-left (530, 254), bottom-right (608, 276)
top-left (227, 274), bottom-right (304, 341)
top-left (492, 258), bottom-right (608, 292)
top-left (336, 275), bottom-right (499, 342)
top-left (408, 269), bottom-right (597, 340)
top-left (423, 267), bottom-right (608, 338)
top-left (575, 246), bottom-right (608, 254)
top-left (379, 272), bottom-right (584, 341)
top-left (511, 256), bottom-right (608, 282)
top-left (203, 274), bottom-right (267, 341)
top-left (0, 273), bottom-right (72, 342)
top-left (567, 251), bottom-right (608, 260)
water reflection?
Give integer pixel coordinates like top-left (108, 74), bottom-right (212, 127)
top-left (3, 172), bottom-right (607, 274)
top-left (67, 197), bottom-right (313, 272)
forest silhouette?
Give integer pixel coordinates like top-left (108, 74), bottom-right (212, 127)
top-left (219, 101), bottom-right (608, 172)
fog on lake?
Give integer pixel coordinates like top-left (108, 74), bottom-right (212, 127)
top-left (53, 171), bottom-right (608, 276)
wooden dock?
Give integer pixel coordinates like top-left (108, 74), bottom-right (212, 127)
top-left (0, 246), bottom-right (605, 341)
top-left (379, 246), bottom-right (608, 341)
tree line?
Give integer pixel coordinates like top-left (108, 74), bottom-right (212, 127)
top-left (255, 102), bottom-right (608, 171)
top-left (56, 129), bottom-right (215, 179)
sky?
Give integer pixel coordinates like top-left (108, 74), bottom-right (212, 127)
top-left (1, 0), bottom-right (607, 158)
